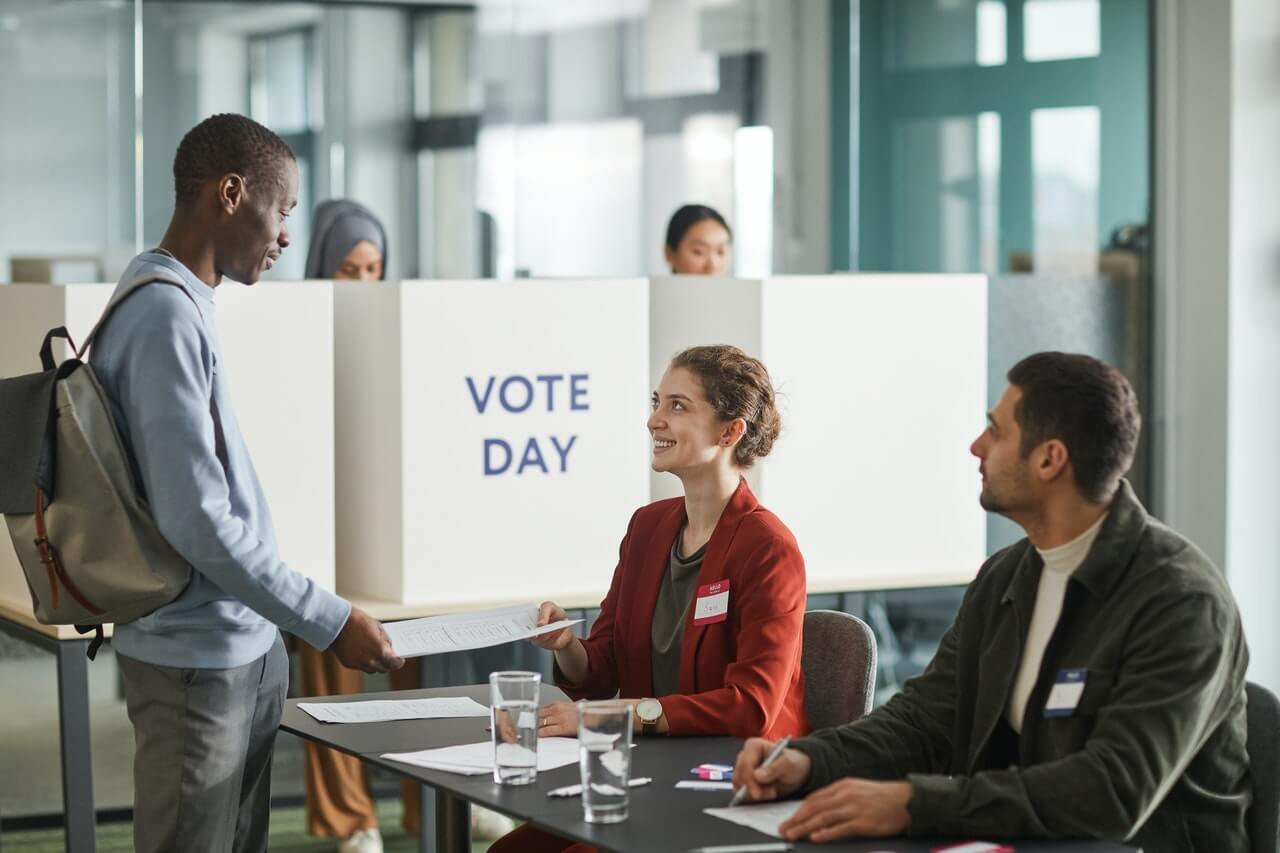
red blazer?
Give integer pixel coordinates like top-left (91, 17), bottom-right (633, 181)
top-left (556, 479), bottom-right (810, 740)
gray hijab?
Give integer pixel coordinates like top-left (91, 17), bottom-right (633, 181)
top-left (305, 199), bottom-right (388, 279)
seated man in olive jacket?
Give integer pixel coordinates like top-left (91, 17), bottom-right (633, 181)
top-left (733, 351), bottom-right (1251, 851)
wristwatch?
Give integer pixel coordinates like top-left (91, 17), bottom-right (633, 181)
top-left (636, 698), bottom-right (664, 735)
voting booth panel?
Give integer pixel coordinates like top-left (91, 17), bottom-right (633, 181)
top-left (0, 281), bottom-right (337, 611)
top-left (333, 279), bottom-right (651, 607)
top-left (214, 283), bottom-right (336, 594)
top-left (650, 274), bottom-right (988, 591)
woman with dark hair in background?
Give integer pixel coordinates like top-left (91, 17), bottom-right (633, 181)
top-left (664, 203), bottom-right (732, 276)
top-left (488, 344), bottom-right (810, 853)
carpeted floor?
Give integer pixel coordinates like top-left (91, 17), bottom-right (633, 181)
top-left (0, 799), bottom-right (492, 852)
top-left (0, 645), bottom-right (511, 853)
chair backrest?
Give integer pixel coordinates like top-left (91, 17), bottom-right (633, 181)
top-left (801, 610), bottom-right (877, 731)
top-left (1247, 681), bottom-right (1280, 853)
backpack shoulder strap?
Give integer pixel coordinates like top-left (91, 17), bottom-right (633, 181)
top-left (78, 271), bottom-right (204, 357)
top-left (78, 270), bottom-right (228, 471)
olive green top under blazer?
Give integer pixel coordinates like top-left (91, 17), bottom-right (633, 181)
top-left (792, 480), bottom-right (1251, 851)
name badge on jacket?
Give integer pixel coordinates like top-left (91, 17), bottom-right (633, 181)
top-left (1043, 668), bottom-right (1087, 717)
top-left (692, 580), bottom-right (731, 625)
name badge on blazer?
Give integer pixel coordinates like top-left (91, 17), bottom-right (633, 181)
top-left (1043, 668), bottom-right (1087, 717)
top-left (692, 580), bottom-right (731, 625)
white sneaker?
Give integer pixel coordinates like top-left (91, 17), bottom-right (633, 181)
top-left (337, 827), bottom-right (384, 853)
top-left (470, 806), bottom-right (516, 840)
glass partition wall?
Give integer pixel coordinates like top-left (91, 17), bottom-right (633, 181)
top-left (0, 0), bottom-right (136, 285)
top-left (415, 0), bottom-right (822, 280)
top-left (846, 0), bottom-right (1151, 696)
top-left (855, 0), bottom-right (1152, 551)
top-left (1, 0), bottom-right (835, 284)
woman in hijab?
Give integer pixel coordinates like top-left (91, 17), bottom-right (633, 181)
top-left (304, 199), bottom-right (388, 281)
top-left (298, 200), bottom-right (514, 852)
top-left (299, 200), bottom-right (404, 853)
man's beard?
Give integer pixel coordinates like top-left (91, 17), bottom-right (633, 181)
top-left (978, 487), bottom-right (1007, 514)
top-left (978, 467), bottom-right (1029, 516)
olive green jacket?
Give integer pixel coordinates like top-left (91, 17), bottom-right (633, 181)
top-left (792, 481), bottom-right (1251, 851)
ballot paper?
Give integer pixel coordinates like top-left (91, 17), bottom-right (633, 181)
top-left (703, 801), bottom-right (804, 838)
top-left (383, 603), bottom-right (583, 658)
top-left (382, 737), bottom-right (580, 776)
top-left (297, 696), bottom-right (490, 724)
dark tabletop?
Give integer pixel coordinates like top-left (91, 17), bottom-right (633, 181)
top-left (281, 684), bottom-right (1140, 853)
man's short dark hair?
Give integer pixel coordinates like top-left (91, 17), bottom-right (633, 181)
top-left (172, 114), bottom-right (295, 208)
top-left (1007, 352), bottom-right (1141, 503)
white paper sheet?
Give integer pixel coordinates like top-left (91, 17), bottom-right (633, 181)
top-left (383, 603), bottom-right (583, 658)
top-left (675, 780), bottom-right (734, 791)
top-left (703, 801), bottom-right (804, 838)
top-left (297, 696), bottom-right (490, 724)
top-left (382, 737), bottom-right (581, 776)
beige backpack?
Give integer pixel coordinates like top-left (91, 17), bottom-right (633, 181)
top-left (0, 274), bottom-right (224, 657)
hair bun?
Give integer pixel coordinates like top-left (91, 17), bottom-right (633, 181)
top-left (669, 345), bottom-right (781, 468)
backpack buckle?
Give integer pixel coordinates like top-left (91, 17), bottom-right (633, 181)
top-left (33, 535), bottom-right (61, 610)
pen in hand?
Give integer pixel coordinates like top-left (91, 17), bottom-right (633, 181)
top-left (728, 736), bottom-right (791, 807)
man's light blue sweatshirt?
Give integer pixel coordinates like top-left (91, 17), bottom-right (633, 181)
top-left (91, 252), bottom-right (351, 669)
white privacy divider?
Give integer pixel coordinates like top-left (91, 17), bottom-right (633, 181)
top-left (332, 279), bottom-right (651, 607)
top-left (0, 281), bottom-right (337, 608)
top-left (214, 282), bottom-right (336, 593)
top-left (1, 274), bottom-right (987, 618)
top-left (650, 274), bottom-right (989, 590)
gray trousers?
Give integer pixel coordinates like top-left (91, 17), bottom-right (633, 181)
top-left (118, 633), bottom-right (288, 853)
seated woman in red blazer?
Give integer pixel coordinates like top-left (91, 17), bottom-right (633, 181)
top-left (488, 344), bottom-right (810, 853)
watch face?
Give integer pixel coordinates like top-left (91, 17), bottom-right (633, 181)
top-left (637, 698), bottom-right (662, 722)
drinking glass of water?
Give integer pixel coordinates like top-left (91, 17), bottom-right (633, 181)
top-left (577, 700), bottom-right (633, 824)
top-left (489, 671), bottom-right (541, 785)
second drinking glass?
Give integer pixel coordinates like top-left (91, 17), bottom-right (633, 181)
top-left (489, 670), bottom-right (541, 785)
top-left (577, 700), bottom-right (634, 824)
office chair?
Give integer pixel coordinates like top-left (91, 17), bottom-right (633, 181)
top-left (801, 610), bottom-right (877, 731)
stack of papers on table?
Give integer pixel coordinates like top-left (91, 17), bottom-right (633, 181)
top-left (382, 737), bottom-right (581, 776)
top-left (298, 696), bottom-right (490, 724)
